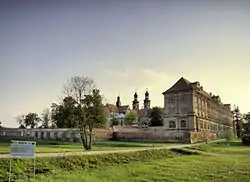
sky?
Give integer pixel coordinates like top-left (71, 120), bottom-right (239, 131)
top-left (0, 0), bottom-right (250, 127)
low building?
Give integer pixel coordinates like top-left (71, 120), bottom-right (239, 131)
top-left (0, 128), bottom-right (113, 142)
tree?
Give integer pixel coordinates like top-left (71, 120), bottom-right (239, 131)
top-left (16, 114), bottom-right (26, 128)
top-left (125, 112), bottom-right (138, 125)
top-left (51, 97), bottom-right (78, 128)
top-left (63, 76), bottom-right (106, 150)
top-left (111, 117), bottom-right (119, 126)
top-left (149, 107), bottom-right (163, 126)
top-left (41, 108), bottom-right (51, 128)
top-left (242, 113), bottom-right (250, 135)
top-left (233, 106), bottom-right (243, 138)
top-left (24, 112), bottom-right (41, 128)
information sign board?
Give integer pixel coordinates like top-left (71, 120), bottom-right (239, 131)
top-left (10, 140), bottom-right (36, 159)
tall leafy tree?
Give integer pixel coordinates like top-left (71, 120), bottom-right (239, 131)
top-left (233, 106), bottom-right (243, 138)
top-left (24, 112), bottom-right (41, 128)
top-left (242, 113), bottom-right (250, 134)
top-left (50, 97), bottom-right (77, 128)
top-left (149, 107), bottom-right (163, 126)
top-left (63, 76), bottom-right (106, 150)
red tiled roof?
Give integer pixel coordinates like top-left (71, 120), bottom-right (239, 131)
top-left (118, 105), bottom-right (130, 113)
top-left (105, 104), bottom-right (130, 114)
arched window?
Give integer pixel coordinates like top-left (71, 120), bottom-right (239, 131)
top-left (169, 121), bottom-right (176, 129)
top-left (181, 120), bottom-right (187, 128)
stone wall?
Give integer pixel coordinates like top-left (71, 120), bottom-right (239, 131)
top-left (0, 128), bottom-right (113, 142)
top-left (112, 127), bottom-right (218, 143)
top-left (189, 131), bottom-right (217, 143)
top-left (113, 127), bottom-right (190, 143)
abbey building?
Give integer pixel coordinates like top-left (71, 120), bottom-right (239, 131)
top-left (162, 77), bottom-right (233, 133)
top-left (104, 90), bottom-right (151, 126)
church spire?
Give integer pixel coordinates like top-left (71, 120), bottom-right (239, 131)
top-left (116, 95), bottom-right (121, 107)
top-left (144, 88), bottom-right (150, 110)
top-left (132, 90), bottom-right (139, 110)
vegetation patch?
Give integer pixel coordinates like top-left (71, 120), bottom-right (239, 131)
top-left (0, 148), bottom-right (188, 181)
top-left (170, 148), bottom-right (200, 155)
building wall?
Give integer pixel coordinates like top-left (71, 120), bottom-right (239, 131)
top-left (163, 91), bottom-right (194, 131)
top-left (163, 89), bottom-right (233, 135)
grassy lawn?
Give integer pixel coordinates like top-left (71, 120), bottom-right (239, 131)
top-left (187, 139), bottom-right (250, 155)
top-left (24, 140), bottom-right (250, 182)
top-left (0, 140), bottom-right (175, 154)
top-left (27, 154), bottom-right (250, 182)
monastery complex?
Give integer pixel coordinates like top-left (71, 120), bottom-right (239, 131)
top-left (0, 77), bottom-right (234, 143)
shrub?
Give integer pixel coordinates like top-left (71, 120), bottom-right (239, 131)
top-left (225, 129), bottom-right (234, 144)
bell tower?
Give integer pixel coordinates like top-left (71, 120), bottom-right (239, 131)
top-left (143, 89), bottom-right (150, 110)
top-left (116, 95), bottom-right (121, 107)
top-left (132, 91), bottom-right (139, 110)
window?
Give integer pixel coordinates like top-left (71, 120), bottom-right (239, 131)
top-left (181, 95), bottom-right (187, 103)
top-left (181, 107), bottom-right (188, 114)
top-left (169, 107), bottom-right (175, 115)
top-left (169, 121), bottom-right (176, 128)
top-left (181, 120), bottom-right (187, 128)
top-left (168, 97), bottom-right (175, 104)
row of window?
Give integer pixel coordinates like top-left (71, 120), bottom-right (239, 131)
top-left (199, 121), bottom-right (226, 131)
top-left (169, 120), bottom-right (187, 128)
top-left (167, 95), bottom-right (188, 104)
top-left (167, 107), bottom-right (189, 115)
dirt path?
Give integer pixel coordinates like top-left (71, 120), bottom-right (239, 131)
top-left (0, 139), bottom-right (225, 159)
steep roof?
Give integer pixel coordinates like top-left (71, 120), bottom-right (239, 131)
top-left (118, 105), bottom-right (130, 113)
top-left (162, 77), bottom-right (193, 95)
top-left (105, 104), bottom-right (118, 113)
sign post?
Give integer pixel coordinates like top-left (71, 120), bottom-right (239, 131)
top-left (9, 140), bottom-right (36, 182)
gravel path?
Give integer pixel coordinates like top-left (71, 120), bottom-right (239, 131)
top-left (0, 139), bottom-right (225, 159)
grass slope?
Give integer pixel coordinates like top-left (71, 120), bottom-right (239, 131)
top-left (28, 140), bottom-right (250, 182)
top-left (34, 155), bottom-right (250, 182)
top-left (0, 147), bottom-right (188, 181)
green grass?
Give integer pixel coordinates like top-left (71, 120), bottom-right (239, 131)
top-left (0, 140), bottom-right (175, 154)
top-left (18, 140), bottom-right (250, 182)
top-left (0, 147), bottom-right (184, 181)
top-left (32, 155), bottom-right (250, 182)
top-left (187, 139), bottom-right (250, 155)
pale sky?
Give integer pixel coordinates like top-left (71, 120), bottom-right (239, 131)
top-left (1, 0), bottom-right (250, 127)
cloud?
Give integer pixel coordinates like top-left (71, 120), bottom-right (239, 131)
top-left (97, 68), bottom-right (173, 107)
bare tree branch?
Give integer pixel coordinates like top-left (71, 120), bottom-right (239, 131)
top-left (62, 76), bottom-right (96, 104)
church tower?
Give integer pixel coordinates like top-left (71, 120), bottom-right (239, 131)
top-left (116, 96), bottom-right (121, 107)
top-left (143, 89), bottom-right (151, 110)
top-left (132, 92), bottom-right (139, 110)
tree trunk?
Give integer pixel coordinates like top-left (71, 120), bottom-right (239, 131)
top-left (80, 127), bottom-right (89, 150)
top-left (88, 131), bottom-right (92, 150)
